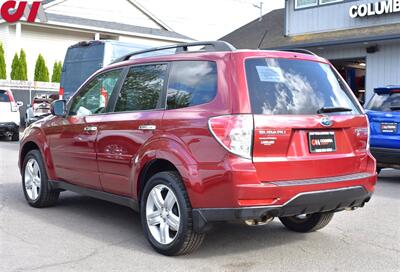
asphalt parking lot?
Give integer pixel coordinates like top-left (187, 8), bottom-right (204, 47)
top-left (0, 138), bottom-right (399, 272)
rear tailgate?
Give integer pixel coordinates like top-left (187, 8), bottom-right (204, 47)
top-left (253, 115), bottom-right (369, 182)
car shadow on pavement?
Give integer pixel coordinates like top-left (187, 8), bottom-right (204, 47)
top-left (3, 182), bottom-right (308, 257)
top-left (2, 170), bottom-right (399, 258)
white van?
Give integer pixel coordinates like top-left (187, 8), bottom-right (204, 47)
top-left (0, 89), bottom-right (23, 141)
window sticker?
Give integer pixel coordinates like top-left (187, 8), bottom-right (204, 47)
top-left (255, 66), bottom-right (284, 82)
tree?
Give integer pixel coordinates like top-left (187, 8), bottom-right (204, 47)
top-left (0, 43), bottom-right (6, 79)
top-left (11, 53), bottom-right (20, 80)
top-left (34, 54), bottom-right (49, 82)
top-left (19, 49), bottom-right (28, 81)
top-left (51, 61), bottom-right (62, 83)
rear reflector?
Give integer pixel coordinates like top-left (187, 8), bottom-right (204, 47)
top-left (208, 115), bottom-right (254, 159)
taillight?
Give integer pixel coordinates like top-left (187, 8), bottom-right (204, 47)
top-left (354, 126), bottom-right (370, 151)
top-left (7, 91), bottom-right (18, 112)
top-left (59, 87), bottom-right (64, 99)
top-left (208, 115), bottom-right (254, 159)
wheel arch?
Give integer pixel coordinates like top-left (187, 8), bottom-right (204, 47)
top-left (134, 137), bottom-right (201, 207)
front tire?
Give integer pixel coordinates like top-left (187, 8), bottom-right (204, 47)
top-left (140, 171), bottom-right (205, 256)
top-left (22, 150), bottom-right (59, 208)
top-left (279, 212), bottom-right (334, 233)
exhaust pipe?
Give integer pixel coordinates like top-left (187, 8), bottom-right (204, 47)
top-left (244, 215), bottom-right (274, 226)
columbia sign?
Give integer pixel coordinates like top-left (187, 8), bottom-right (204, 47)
top-left (0, 1), bottom-right (47, 23)
top-left (349, 0), bottom-right (400, 18)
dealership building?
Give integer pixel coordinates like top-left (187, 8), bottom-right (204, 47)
top-left (222, 0), bottom-right (400, 103)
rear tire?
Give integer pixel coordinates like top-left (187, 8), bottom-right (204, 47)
top-left (140, 171), bottom-right (205, 256)
top-left (279, 212), bottom-right (334, 233)
top-left (22, 150), bottom-right (59, 208)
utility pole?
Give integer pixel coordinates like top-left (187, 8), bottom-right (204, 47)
top-left (253, 2), bottom-right (263, 22)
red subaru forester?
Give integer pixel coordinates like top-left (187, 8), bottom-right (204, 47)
top-left (19, 41), bottom-right (377, 256)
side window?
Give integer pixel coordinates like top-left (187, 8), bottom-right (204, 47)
top-left (167, 61), bottom-right (217, 110)
top-left (69, 69), bottom-right (122, 116)
top-left (115, 64), bottom-right (167, 112)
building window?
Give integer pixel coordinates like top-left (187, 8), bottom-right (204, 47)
top-left (319, 0), bottom-right (343, 5)
top-left (295, 0), bottom-right (318, 9)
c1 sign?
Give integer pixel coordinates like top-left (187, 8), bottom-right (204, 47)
top-left (349, 0), bottom-right (400, 18)
top-left (0, 1), bottom-right (47, 23)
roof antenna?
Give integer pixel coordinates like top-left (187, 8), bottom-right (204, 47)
top-left (257, 29), bottom-right (268, 50)
top-left (253, 2), bottom-right (263, 22)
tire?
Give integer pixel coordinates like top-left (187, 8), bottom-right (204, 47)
top-left (11, 132), bottom-right (19, 141)
top-left (22, 150), bottom-right (59, 208)
top-left (377, 167), bottom-right (382, 175)
top-left (279, 212), bottom-right (334, 233)
top-left (140, 171), bottom-right (205, 256)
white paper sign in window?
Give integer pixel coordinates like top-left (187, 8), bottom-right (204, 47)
top-left (256, 66), bottom-right (284, 83)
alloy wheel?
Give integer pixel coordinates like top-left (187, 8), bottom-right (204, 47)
top-left (24, 158), bottom-right (41, 201)
top-left (146, 184), bottom-right (180, 245)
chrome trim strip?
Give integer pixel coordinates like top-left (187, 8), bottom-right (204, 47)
top-left (269, 173), bottom-right (372, 187)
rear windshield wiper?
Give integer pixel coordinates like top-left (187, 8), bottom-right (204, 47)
top-left (317, 107), bottom-right (353, 114)
top-left (390, 106), bottom-right (400, 111)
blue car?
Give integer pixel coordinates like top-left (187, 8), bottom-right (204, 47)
top-left (365, 86), bottom-right (400, 173)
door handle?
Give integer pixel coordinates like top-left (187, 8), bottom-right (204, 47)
top-left (138, 125), bottom-right (157, 131)
top-left (84, 126), bottom-right (98, 132)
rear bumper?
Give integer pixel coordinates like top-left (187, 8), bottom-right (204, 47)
top-left (370, 147), bottom-right (400, 167)
top-left (193, 186), bottom-right (372, 232)
top-left (0, 122), bottom-right (19, 134)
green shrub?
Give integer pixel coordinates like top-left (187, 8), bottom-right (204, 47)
top-left (34, 54), bottom-right (49, 82)
top-left (11, 53), bottom-right (20, 80)
top-left (0, 43), bottom-right (6, 79)
top-left (19, 49), bottom-right (28, 81)
top-left (51, 61), bottom-right (62, 83)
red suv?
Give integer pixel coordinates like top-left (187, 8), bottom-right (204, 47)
top-left (19, 42), bottom-right (377, 255)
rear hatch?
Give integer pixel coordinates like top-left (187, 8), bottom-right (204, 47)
top-left (365, 87), bottom-right (400, 149)
top-left (245, 57), bottom-right (369, 182)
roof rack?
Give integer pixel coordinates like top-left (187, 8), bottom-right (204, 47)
top-left (112, 41), bottom-right (236, 64)
top-left (276, 48), bottom-right (318, 56)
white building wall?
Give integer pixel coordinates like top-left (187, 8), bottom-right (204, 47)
top-left (286, 0), bottom-right (400, 36)
top-left (7, 24), bottom-right (94, 81)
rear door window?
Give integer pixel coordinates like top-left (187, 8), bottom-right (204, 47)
top-left (167, 61), bottom-right (217, 110)
top-left (245, 58), bottom-right (360, 115)
top-left (366, 93), bottom-right (400, 111)
top-left (114, 64), bottom-right (167, 112)
top-left (0, 90), bottom-right (10, 102)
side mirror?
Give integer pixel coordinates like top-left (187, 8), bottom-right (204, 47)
top-left (51, 100), bottom-right (67, 117)
top-left (17, 101), bottom-right (24, 107)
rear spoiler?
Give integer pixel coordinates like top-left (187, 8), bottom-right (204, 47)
top-left (374, 86), bottom-right (400, 94)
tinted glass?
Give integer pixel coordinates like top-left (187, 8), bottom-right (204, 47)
top-left (167, 61), bottom-right (217, 110)
top-left (0, 90), bottom-right (10, 102)
top-left (366, 93), bottom-right (400, 111)
top-left (69, 69), bottom-right (122, 116)
top-left (245, 58), bottom-right (360, 115)
top-left (115, 64), bottom-right (167, 112)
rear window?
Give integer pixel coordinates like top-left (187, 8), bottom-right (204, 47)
top-left (366, 93), bottom-right (400, 111)
top-left (0, 90), bottom-right (10, 102)
top-left (167, 61), bottom-right (217, 110)
top-left (245, 58), bottom-right (360, 115)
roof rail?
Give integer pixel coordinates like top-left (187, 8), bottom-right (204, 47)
top-left (112, 41), bottom-right (236, 64)
top-left (275, 48), bottom-right (318, 56)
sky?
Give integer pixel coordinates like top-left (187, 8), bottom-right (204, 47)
top-left (136, 0), bottom-right (285, 40)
